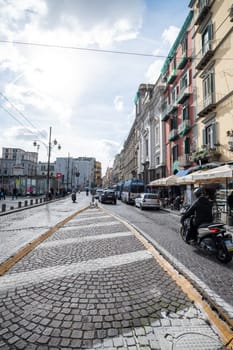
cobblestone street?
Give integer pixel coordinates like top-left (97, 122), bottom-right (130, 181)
top-left (0, 207), bottom-right (226, 349)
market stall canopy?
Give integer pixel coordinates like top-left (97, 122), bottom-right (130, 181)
top-left (176, 170), bottom-right (206, 184)
top-left (192, 164), bottom-right (233, 183)
top-left (149, 175), bottom-right (178, 186)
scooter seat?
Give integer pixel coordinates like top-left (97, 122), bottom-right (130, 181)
top-left (199, 222), bottom-right (213, 228)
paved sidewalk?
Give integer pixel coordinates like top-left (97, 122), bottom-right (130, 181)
top-left (0, 208), bottom-right (228, 349)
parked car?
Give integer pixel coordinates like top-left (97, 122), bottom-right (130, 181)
top-left (100, 190), bottom-right (117, 205)
top-left (135, 193), bottom-right (160, 210)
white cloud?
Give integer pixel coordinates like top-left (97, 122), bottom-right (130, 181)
top-left (114, 96), bottom-right (124, 112)
top-left (0, 0), bottom-right (189, 174)
top-left (162, 25), bottom-right (180, 48)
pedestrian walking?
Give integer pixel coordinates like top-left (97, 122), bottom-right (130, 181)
top-left (12, 187), bottom-right (17, 200)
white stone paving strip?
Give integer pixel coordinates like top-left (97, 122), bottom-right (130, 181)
top-left (63, 221), bottom-right (120, 229)
top-left (71, 214), bottom-right (112, 221)
top-left (0, 250), bottom-right (152, 292)
top-left (36, 231), bottom-right (133, 249)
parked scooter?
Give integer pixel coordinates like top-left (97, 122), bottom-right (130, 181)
top-left (180, 208), bottom-right (233, 264)
top-left (71, 192), bottom-right (76, 203)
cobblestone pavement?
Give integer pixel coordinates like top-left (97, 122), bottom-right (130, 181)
top-left (0, 208), bottom-right (227, 349)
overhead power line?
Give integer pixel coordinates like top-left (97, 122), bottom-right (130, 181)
top-left (0, 92), bottom-right (46, 141)
top-left (0, 39), bottom-right (160, 58)
top-left (0, 39), bottom-right (232, 61)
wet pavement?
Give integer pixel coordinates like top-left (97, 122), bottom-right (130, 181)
top-left (0, 203), bottom-right (228, 349)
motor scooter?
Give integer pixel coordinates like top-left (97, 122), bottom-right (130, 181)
top-left (180, 208), bottom-right (233, 264)
top-left (71, 192), bottom-right (76, 203)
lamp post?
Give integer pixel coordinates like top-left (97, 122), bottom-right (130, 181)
top-left (33, 126), bottom-right (61, 198)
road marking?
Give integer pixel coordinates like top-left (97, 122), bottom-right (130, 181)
top-left (0, 206), bottom-right (89, 276)
top-left (36, 231), bottom-right (133, 248)
top-left (0, 250), bottom-right (152, 291)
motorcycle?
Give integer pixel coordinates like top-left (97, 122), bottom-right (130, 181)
top-left (180, 208), bottom-right (233, 264)
top-left (71, 192), bottom-right (76, 203)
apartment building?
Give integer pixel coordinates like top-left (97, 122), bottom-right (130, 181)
top-left (189, 0), bottom-right (233, 163)
top-left (161, 11), bottom-right (194, 176)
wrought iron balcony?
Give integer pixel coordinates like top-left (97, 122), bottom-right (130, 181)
top-left (195, 41), bottom-right (214, 70)
top-left (168, 128), bottom-right (178, 141)
top-left (167, 69), bottom-right (177, 84)
top-left (177, 86), bottom-right (191, 104)
top-left (178, 120), bottom-right (191, 136)
top-left (177, 53), bottom-right (188, 70)
top-left (195, 0), bottom-right (211, 25)
top-left (197, 93), bottom-right (216, 117)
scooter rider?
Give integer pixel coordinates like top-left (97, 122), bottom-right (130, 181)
top-left (181, 187), bottom-right (213, 243)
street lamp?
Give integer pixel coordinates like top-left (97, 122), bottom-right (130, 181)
top-left (33, 126), bottom-right (61, 198)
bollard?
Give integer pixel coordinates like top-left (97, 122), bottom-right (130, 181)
top-left (10, 206), bottom-right (14, 210)
top-left (35, 199), bottom-right (38, 204)
top-left (24, 200), bottom-right (28, 207)
top-left (18, 201), bottom-right (22, 208)
top-left (2, 204), bottom-right (6, 212)
top-left (40, 198), bottom-right (42, 203)
top-left (30, 199), bottom-right (33, 206)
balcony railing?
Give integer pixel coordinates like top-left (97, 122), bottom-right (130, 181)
top-left (177, 53), bottom-right (188, 70)
top-left (177, 86), bottom-right (191, 104)
top-left (195, 0), bottom-right (211, 25)
top-left (167, 69), bottom-right (177, 84)
top-left (178, 154), bottom-right (191, 167)
top-left (195, 41), bottom-right (214, 70)
top-left (178, 120), bottom-right (191, 136)
top-left (168, 129), bottom-right (178, 141)
top-left (197, 92), bottom-right (216, 117)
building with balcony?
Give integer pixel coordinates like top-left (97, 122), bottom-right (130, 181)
top-left (190, 0), bottom-right (233, 164)
top-left (160, 11), bottom-right (194, 175)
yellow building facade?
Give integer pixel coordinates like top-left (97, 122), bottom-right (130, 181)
top-left (190, 0), bottom-right (233, 163)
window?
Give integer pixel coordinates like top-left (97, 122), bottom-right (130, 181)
top-left (181, 36), bottom-right (187, 54)
top-left (171, 86), bottom-right (177, 104)
top-left (202, 122), bottom-right (217, 148)
top-left (184, 137), bottom-right (190, 154)
top-left (201, 23), bottom-right (213, 55)
top-left (170, 114), bottom-right (177, 130)
top-left (172, 145), bottom-right (178, 161)
top-left (182, 103), bottom-right (189, 120)
top-left (203, 69), bottom-right (214, 101)
top-left (180, 70), bottom-right (189, 90)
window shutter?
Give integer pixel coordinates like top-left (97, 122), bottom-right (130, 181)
top-left (212, 122), bottom-right (217, 146)
top-left (202, 127), bottom-right (207, 146)
top-left (184, 137), bottom-right (190, 154)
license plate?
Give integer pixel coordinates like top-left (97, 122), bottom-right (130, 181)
top-left (224, 239), bottom-right (233, 253)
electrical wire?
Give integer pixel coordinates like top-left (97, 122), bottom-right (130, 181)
top-left (0, 92), bottom-right (46, 141)
top-left (0, 39), bottom-right (162, 58)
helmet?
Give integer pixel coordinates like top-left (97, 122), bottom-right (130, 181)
top-left (194, 187), bottom-right (203, 198)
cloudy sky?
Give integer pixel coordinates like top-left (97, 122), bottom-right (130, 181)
top-left (0, 0), bottom-right (190, 173)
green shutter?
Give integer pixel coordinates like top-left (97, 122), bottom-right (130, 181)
top-left (184, 137), bottom-right (190, 154)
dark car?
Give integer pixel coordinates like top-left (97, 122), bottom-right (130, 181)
top-left (100, 190), bottom-right (117, 205)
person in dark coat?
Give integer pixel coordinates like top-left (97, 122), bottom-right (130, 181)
top-left (181, 187), bottom-right (213, 243)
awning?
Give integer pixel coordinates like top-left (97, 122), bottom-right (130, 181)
top-left (149, 175), bottom-right (178, 186)
top-left (175, 169), bottom-right (190, 177)
top-left (192, 164), bottom-right (233, 183)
